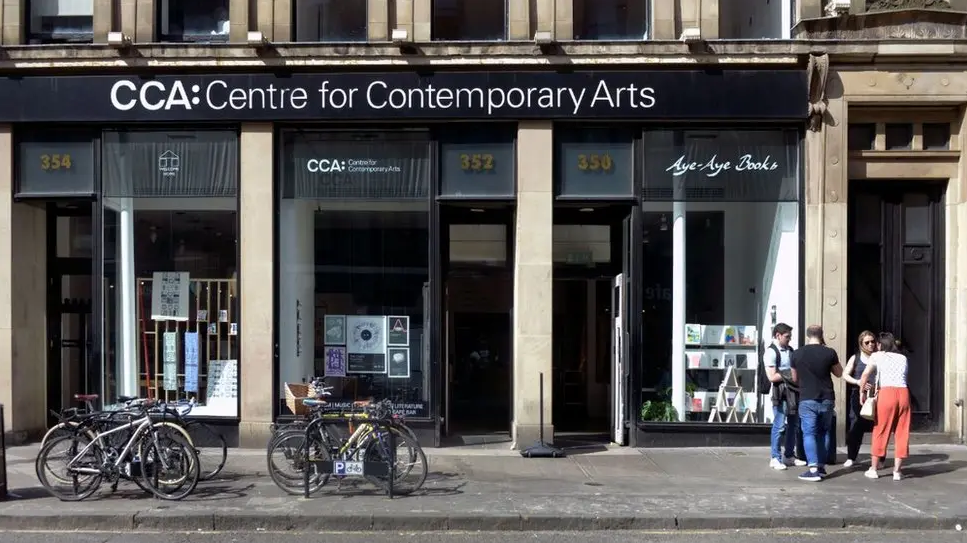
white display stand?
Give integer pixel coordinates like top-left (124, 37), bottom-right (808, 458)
top-left (684, 323), bottom-right (759, 423)
top-left (708, 366), bottom-right (755, 423)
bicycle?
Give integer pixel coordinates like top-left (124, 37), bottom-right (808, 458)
top-left (267, 396), bottom-right (426, 497)
top-left (36, 398), bottom-right (200, 501)
top-left (42, 394), bottom-right (227, 481)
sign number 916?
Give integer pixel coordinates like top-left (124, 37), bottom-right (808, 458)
top-left (40, 154), bottom-right (73, 171)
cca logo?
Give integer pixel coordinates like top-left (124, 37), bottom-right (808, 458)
top-left (306, 159), bottom-right (345, 173)
top-left (110, 80), bottom-right (199, 111)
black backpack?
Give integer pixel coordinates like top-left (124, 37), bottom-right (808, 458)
top-left (757, 343), bottom-right (794, 394)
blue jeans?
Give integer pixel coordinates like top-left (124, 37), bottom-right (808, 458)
top-left (770, 404), bottom-right (798, 460)
top-left (799, 399), bottom-right (835, 468)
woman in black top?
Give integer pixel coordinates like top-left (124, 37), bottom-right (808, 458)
top-left (842, 330), bottom-right (877, 467)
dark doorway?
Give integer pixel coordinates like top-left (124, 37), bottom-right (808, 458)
top-left (848, 181), bottom-right (945, 431)
top-left (440, 205), bottom-right (514, 440)
top-left (46, 202), bottom-right (98, 425)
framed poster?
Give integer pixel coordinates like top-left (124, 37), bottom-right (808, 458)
top-left (387, 315), bottom-right (410, 347)
top-left (387, 347), bottom-right (410, 379)
top-left (162, 332), bottom-right (179, 389)
top-left (347, 316), bottom-right (385, 354)
top-left (324, 315), bottom-right (346, 345)
top-left (184, 331), bottom-right (200, 393)
top-left (324, 346), bottom-right (348, 377)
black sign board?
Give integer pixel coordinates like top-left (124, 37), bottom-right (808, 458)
top-left (347, 353), bottom-right (386, 374)
top-left (0, 71), bottom-right (807, 122)
top-left (557, 128), bottom-right (635, 198)
top-left (440, 126), bottom-right (516, 198)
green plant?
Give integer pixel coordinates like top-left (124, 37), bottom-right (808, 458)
top-left (640, 400), bottom-right (679, 422)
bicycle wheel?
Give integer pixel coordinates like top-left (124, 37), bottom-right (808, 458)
top-left (40, 422), bottom-right (97, 449)
top-left (266, 430), bottom-right (330, 496)
top-left (364, 426), bottom-right (428, 496)
top-left (138, 430), bottom-right (200, 501)
top-left (35, 435), bottom-right (103, 501)
top-left (183, 421), bottom-right (228, 481)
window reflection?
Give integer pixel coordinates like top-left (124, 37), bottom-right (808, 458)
top-left (160, 0), bottom-right (230, 43)
top-left (573, 0), bottom-right (647, 41)
top-left (29, 0), bottom-right (94, 44)
top-left (432, 0), bottom-right (506, 41)
top-left (295, 0), bottom-right (368, 42)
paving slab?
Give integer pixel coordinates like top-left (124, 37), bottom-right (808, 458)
top-left (1, 442), bottom-right (966, 532)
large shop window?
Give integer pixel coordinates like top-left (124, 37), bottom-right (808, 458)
top-left (637, 129), bottom-right (801, 426)
top-left (102, 130), bottom-right (240, 417)
top-left (279, 131), bottom-right (432, 418)
top-left (28, 0), bottom-right (94, 44)
top-left (294, 0), bottom-right (367, 42)
top-left (432, 0), bottom-right (506, 41)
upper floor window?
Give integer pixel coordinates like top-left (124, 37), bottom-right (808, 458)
top-left (28, 0), bottom-right (94, 44)
top-left (159, 0), bottom-right (230, 43)
top-left (432, 0), bottom-right (506, 41)
top-left (573, 0), bottom-right (648, 40)
top-left (720, 0), bottom-right (794, 39)
top-left (294, 0), bottom-right (367, 42)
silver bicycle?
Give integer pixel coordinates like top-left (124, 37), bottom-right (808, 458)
top-left (36, 398), bottom-right (200, 501)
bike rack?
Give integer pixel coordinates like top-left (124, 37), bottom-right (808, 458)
top-left (303, 418), bottom-right (397, 499)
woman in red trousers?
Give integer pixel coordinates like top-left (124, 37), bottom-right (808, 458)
top-left (859, 332), bottom-right (911, 481)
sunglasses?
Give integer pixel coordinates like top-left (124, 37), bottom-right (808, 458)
top-left (862, 340), bottom-right (875, 345)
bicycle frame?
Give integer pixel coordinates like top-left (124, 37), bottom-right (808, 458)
top-left (66, 414), bottom-right (156, 475)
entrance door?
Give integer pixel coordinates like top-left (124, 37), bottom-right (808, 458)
top-left (444, 274), bottom-right (513, 437)
top-left (848, 181), bottom-right (945, 431)
top-left (46, 202), bottom-right (98, 423)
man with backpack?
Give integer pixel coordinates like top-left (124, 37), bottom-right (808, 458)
top-left (762, 323), bottom-right (806, 470)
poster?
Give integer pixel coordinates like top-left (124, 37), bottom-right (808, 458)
top-left (207, 360), bottom-right (239, 403)
top-left (151, 272), bottom-right (190, 321)
top-left (324, 346), bottom-right (347, 377)
top-left (387, 347), bottom-right (410, 379)
top-left (184, 331), bottom-right (200, 393)
top-left (387, 316), bottom-right (410, 346)
top-left (324, 315), bottom-right (346, 345)
top-left (347, 353), bottom-right (386, 374)
top-left (162, 332), bottom-right (179, 390)
top-left (347, 316), bottom-right (385, 354)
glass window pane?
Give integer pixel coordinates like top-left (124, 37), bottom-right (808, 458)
top-left (278, 200), bottom-right (432, 417)
top-left (432, 0), bottom-right (506, 41)
top-left (282, 131), bottom-right (431, 199)
top-left (885, 123), bottom-right (912, 151)
top-left (295, 0), bottom-right (367, 42)
top-left (439, 125), bottom-right (515, 198)
top-left (847, 124), bottom-right (876, 152)
top-left (29, 0), bottom-right (93, 44)
top-left (102, 198), bottom-right (240, 415)
top-left (160, 0), bottom-right (230, 43)
top-left (573, 0), bottom-right (647, 40)
top-left (556, 127), bottom-right (634, 198)
top-left (923, 123), bottom-right (950, 151)
top-left (642, 129), bottom-right (799, 202)
top-left (17, 130), bottom-right (97, 196)
top-left (639, 202), bottom-right (799, 424)
top-left (903, 192), bottom-right (930, 245)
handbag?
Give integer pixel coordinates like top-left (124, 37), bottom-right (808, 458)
top-left (859, 366), bottom-right (880, 421)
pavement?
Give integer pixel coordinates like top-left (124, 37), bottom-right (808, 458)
top-left (1, 441), bottom-right (967, 533)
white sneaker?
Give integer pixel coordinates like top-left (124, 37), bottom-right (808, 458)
top-left (793, 458), bottom-right (808, 467)
top-left (864, 468), bottom-right (879, 479)
top-left (893, 471), bottom-right (902, 481)
top-left (843, 459), bottom-right (854, 468)
top-left (770, 458), bottom-right (788, 470)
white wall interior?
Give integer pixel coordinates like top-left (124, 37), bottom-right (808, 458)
top-left (552, 225), bottom-right (611, 263)
top-left (449, 224), bottom-right (507, 265)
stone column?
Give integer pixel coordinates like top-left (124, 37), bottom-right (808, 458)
top-left (651, 0), bottom-right (676, 39)
top-left (368, 0), bottom-right (389, 41)
top-left (395, 0), bottom-right (414, 40)
top-left (257, 0), bottom-right (274, 40)
top-left (229, 0), bottom-right (250, 42)
top-left (1, 0), bottom-right (22, 45)
top-left (278, 200), bottom-right (315, 389)
top-left (413, 0), bottom-right (430, 42)
top-left (93, 0), bottom-right (112, 42)
top-left (119, 0), bottom-right (136, 40)
top-left (135, 0), bottom-right (154, 43)
top-left (508, 0), bottom-right (530, 40)
top-left (819, 76), bottom-right (849, 437)
top-left (273, 0), bottom-right (291, 41)
top-left (946, 108), bottom-right (967, 440)
top-left (512, 121), bottom-right (554, 449)
top-left (554, 0), bottom-right (572, 41)
top-left (0, 125), bottom-right (48, 440)
top-left (700, 0), bottom-right (718, 40)
top-left (239, 123), bottom-right (275, 447)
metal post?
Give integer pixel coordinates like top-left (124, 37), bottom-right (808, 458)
top-left (387, 423), bottom-right (396, 499)
top-left (0, 404), bottom-right (7, 501)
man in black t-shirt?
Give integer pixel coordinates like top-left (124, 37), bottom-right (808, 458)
top-left (790, 324), bottom-right (843, 482)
